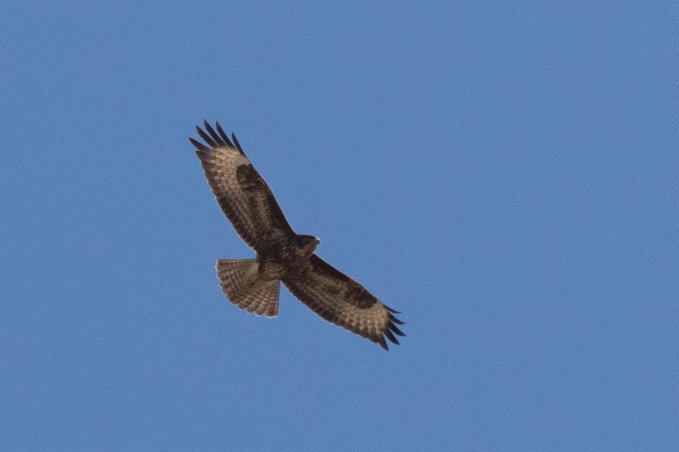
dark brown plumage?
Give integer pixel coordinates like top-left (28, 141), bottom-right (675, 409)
top-left (191, 120), bottom-right (404, 350)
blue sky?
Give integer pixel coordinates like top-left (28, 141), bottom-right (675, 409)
top-left (2, 1), bottom-right (677, 450)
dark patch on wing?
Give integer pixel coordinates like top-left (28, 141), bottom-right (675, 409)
top-left (310, 256), bottom-right (374, 308)
top-left (309, 255), bottom-right (350, 282)
top-left (344, 283), bottom-right (375, 309)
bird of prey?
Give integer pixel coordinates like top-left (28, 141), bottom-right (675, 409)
top-left (190, 121), bottom-right (405, 350)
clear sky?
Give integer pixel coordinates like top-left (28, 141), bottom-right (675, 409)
top-left (2, 2), bottom-right (677, 450)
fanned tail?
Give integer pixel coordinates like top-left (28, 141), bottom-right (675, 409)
top-left (216, 259), bottom-right (280, 317)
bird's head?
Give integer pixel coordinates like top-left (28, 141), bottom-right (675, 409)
top-left (297, 234), bottom-right (320, 256)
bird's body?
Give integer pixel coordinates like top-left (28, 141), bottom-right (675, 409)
top-left (249, 233), bottom-right (317, 285)
top-left (191, 121), bottom-right (404, 350)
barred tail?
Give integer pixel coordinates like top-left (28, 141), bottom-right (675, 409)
top-left (216, 259), bottom-right (280, 317)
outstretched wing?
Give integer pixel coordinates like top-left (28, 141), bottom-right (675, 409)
top-left (282, 255), bottom-right (405, 350)
top-left (190, 121), bottom-right (294, 253)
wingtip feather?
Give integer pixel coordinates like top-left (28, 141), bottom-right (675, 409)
top-left (389, 313), bottom-right (404, 324)
top-left (203, 121), bottom-right (225, 146)
top-left (196, 125), bottom-right (218, 148)
top-left (384, 328), bottom-right (399, 345)
top-left (189, 137), bottom-right (210, 152)
top-left (389, 323), bottom-right (405, 337)
top-left (215, 121), bottom-right (231, 144)
top-left (231, 132), bottom-right (245, 155)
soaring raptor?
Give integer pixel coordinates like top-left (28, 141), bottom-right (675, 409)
top-left (190, 121), bottom-right (404, 350)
